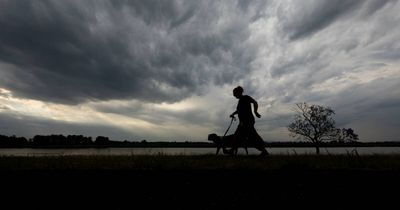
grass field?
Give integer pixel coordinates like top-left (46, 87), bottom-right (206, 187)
top-left (1, 154), bottom-right (399, 209)
top-left (1, 154), bottom-right (400, 171)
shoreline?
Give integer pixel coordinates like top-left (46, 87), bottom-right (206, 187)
top-left (2, 142), bottom-right (400, 149)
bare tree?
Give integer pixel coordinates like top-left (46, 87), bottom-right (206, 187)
top-left (287, 102), bottom-right (338, 154)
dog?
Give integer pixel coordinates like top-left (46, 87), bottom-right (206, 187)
top-left (207, 133), bottom-right (248, 155)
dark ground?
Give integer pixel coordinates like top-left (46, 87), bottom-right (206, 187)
top-left (1, 169), bottom-right (399, 209)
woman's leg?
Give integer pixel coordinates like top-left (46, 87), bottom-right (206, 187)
top-left (247, 125), bottom-right (269, 155)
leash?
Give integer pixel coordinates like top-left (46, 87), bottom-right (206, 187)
top-left (223, 116), bottom-right (236, 137)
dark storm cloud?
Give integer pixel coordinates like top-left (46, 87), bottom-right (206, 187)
top-left (281, 0), bottom-right (394, 40)
top-left (269, 0), bottom-right (400, 101)
top-left (361, 0), bottom-right (397, 16)
top-left (270, 48), bottom-right (327, 78)
top-left (327, 76), bottom-right (400, 125)
top-left (0, 0), bottom-right (258, 104)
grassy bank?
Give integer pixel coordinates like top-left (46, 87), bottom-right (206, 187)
top-left (2, 154), bottom-right (400, 171)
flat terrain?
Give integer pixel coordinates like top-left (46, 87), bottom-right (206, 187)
top-left (1, 155), bottom-right (399, 209)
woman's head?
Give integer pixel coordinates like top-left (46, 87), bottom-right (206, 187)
top-left (233, 86), bottom-right (243, 98)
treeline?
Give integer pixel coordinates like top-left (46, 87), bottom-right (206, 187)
top-left (0, 134), bottom-right (213, 148)
top-left (1, 134), bottom-right (400, 148)
top-left (0, 134), bottom-right (112, 148)
top-left (264, 141), bottom-right (400, 148)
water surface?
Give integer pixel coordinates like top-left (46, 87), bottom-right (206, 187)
top-left (1, 147), bottom-right (400, 156)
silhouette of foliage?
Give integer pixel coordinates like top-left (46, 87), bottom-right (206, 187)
top-left (94, 136), bottom-right (110, 145)
top-left (334, 128), bottom-right (359, 143)
top-left (0, 135), bottom-right (28, 147)
top-left (0, 134), bottom-right (215, 148)
top-left (32, 135), bottom-right (93, 146)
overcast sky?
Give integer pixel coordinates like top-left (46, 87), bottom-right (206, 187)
top-left (1, 0), bottom-right (399, 142)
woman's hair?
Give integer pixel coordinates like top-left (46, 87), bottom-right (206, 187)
top-left (233, 86), bottom-right (244, 94)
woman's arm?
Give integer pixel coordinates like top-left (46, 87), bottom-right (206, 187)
top-left (230, 111), bottom-right (238, 118)
top-left (250, 97), bottom-right (261, 118)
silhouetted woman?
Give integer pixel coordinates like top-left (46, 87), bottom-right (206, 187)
top-left (228, 86), bottom-right (268, 156)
